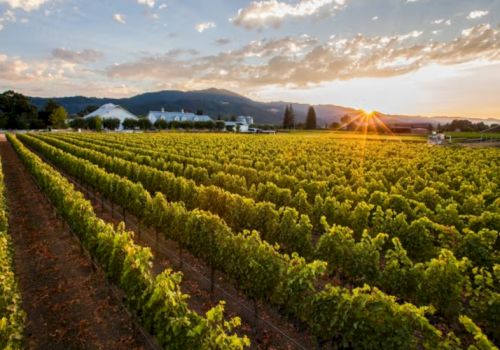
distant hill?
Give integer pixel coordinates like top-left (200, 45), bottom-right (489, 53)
top-left (29, 88), bottom-right (500, 126)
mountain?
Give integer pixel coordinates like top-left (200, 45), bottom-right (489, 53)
top-left (29, 88), bottom-right (500, 126)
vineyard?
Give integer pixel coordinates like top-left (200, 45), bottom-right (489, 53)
top-left (0, 131), bottom-right (498, 349)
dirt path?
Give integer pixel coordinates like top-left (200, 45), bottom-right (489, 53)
top-left (0, 134), bottom-right (153, 350)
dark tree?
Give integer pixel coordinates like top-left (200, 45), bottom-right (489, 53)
top-left (282, 104), bottom-right (295, 129)
top-left (215, 120), bottom-right (226, 130)
top-left (305, 106), bottom-right (317, 130)
top-left (196, 109), bottom-right (204, 116)
top-left (329, 122), bottom-right (340, 130)
top-left (230, 115), bottom-right (237, 122)
top-left (123, 118), bottom-right (138, 130)
top-left (103, 118), bottom-right (121, 130)
top-left (137, 117), bottom-right (152, 130)
top-left (69, 117), bottom-right (86, 130)
top-left (154, 119), bottom-right (168, 130)
top-left (0, 90), bottom-right (38, 129)
top-left (86, 116), bottom-right (103, 131)
top-left (282, 105), bottom-right (290, 129)
top-left (38, 99), bottom-right (60, 127)
top-left (288, 104), bottom-right (295, 129)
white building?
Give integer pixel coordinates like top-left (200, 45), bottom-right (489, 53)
top-left (224, 115), bottom-right (255, 133)
top-left (84, 103), bottom-right (138, 130)
top-left (147, 108), bottom-right (213, 125)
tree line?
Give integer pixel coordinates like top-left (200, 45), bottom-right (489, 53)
top-left (0, 91), bottom-right (68, 129)
top-left (282, 105), bottom-right (318, 130)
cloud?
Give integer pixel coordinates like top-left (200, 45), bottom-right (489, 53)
top-left (137, 0), bottom-right (154, 8)
top-left (0, 9), bottom-right (16, 30)
top-left (105, 24), bottom-right (500, 91)
top-left (195, 21), bottom-right (215, 33)
top-left (215, 38), bottom-right (231, 46)
top-left (0, 0), bottom-right (49, 11)
top-left (0, 53), bottom-right (81, 82)
top-left (467, 10), bottom-right (488, 20)
top-left (231, 0), bottom-right (347, 29)
top-left (371, 16), bottom-right (378, 21)
top-left (158, 3), bottom-right (167, 10)
top-left (113, 13), bottom-right (126, 24)
top-left (51, 48), bottom-right (103, 63)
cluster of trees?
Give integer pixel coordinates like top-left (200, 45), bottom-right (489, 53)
top-left (438, 119), bottom-right (499, 133)
top-left (69, 117), bottom-right (229, 132)
top-left (0, 91), bottom-right (68, 129)
top-left (282, 105), bottom-right (318, 130)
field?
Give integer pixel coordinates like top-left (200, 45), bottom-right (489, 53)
top-left (447, 132), bottom-right (500, 141)
top-left (1, 131), bottom-right (499, 349)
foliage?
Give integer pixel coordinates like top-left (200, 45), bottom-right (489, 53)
top-left (16, 131), bottom-right (500, 348)
top-left (103, 118), bottom-right (121, 131)
top-left (8, 134), bottom-right (249, 349)
top-left (0, 157), bottom-right (25, 349)
top-left (305, 106), bottom-right (317, 130)
top-left (49, 106), bottom-right (68, 129)
top-left (0, 90), bottom-right (38, 129)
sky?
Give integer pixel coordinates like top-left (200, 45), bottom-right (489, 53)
top-left (0, 0), bottom-right (499, 118)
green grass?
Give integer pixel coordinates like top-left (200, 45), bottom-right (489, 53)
top-left (446, 132), bottom-right (500, 141)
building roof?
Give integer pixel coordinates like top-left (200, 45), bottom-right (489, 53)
top-left (84, 103), bottom-right (138, 120)
top-left (148, 111), bottom-right (213, 122)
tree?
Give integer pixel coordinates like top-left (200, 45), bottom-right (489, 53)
top-left (154, 119), bottom-right (168, 130)
top-left (282, 105), bottom-right (295, 129)
top-left (215, 120), bottom-right (225, 130)
top-left (0, 90), bottom-right (38, 129)
top-left (103, 118), bottom-right (121, 130)
top-left (137, 117), bottom-right (152, 130)
top-left (230, 115), bottom-right (237, 122)
top-left (69, 117), bottom-right (86, 130)
top-left (87, 116), bottom-right (103, 131)
top-left (49, 106), bottom-right (68, 129)
top-left (305, 106), bottom-right (317, 130)
top-left (123, 118), bottom-right (138, 130)
top-left (196, 109), bottom-right (204, 116)
top-left (288, 105), bottom-right (295, 129)
top-left (329, 122), bottom-right (340, 130)
top-left (38, 99), bottom-right (60, 127)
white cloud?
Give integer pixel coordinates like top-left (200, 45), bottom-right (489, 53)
top-left (397, 30), bottom-right (423, 41)
top-left (113, 13), bottom-right (126, 24)
top-left (467, 10), bottom-right (488, 20)
top-left (106, 24), bottom-right (500, 91)
top-left (158, 3), bottom-right (167, 10)
top-left (137, 0), bottom-right (154, 8)
top-left (372, 15), bottom-right (378, 21)
top-left (0, 9), bottom-right (16, 30)
top-left (51, 48), bottom-right (103, 63)
top-left (0, 0), bottom-right (49, 11)
top-left (231, 0), bottom-right (347, 29)
top-left (195, 21), bottom-right (215, 33)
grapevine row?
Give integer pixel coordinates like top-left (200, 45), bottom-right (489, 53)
top-left (8, 134), bottom-right (250, 350)
top-left (16, 133), bottom-right (471, 349)
top-left (0, 152), bottom-right (25, 349)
